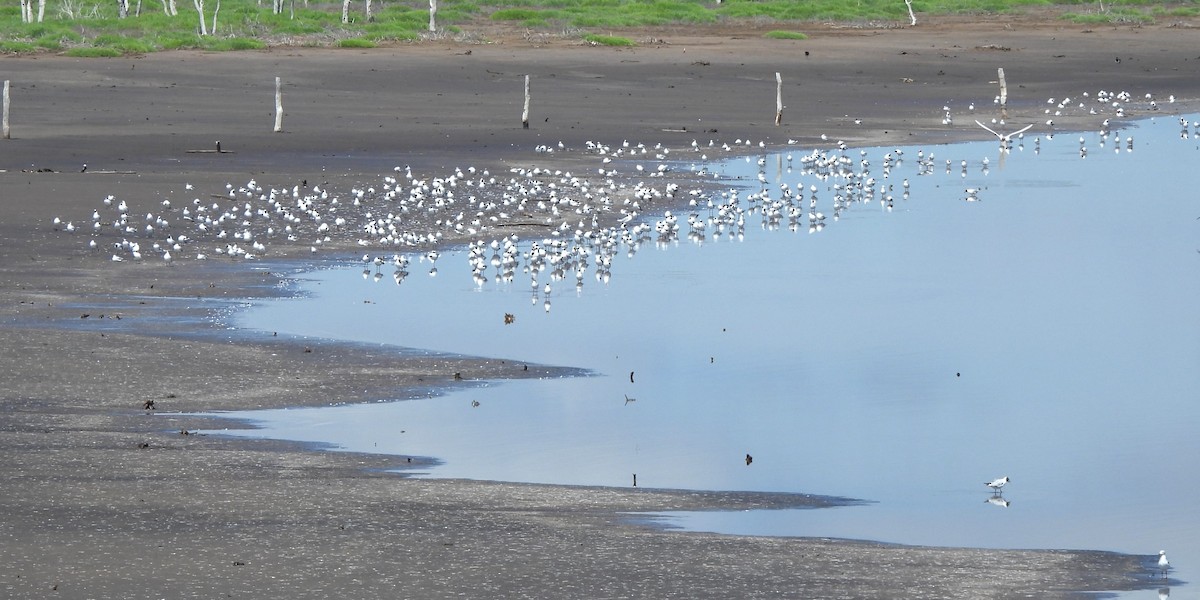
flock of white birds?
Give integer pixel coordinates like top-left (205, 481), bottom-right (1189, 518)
top-left (49, 90), bottom-right (1190, 302)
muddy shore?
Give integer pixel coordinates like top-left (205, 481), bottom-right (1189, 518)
top-left (3, 13), bottom-right (1197, 598)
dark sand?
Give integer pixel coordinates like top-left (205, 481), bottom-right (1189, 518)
top-left (3, 12), bottom-right (1198, 598)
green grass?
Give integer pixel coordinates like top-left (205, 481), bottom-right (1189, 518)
top-left (1061, 6), bottom-right (1156, 22)
top-left (65, 46), bottom-right (123, 56)
top-left (93, 33), bottom-right (157, 53)
top-left (203, 36), bottom-right (267, 50)
top-left (583, 32), bottom-right (633, 45)
top-left (490, 7), bottom-right (555, 26)
top-left (0, 40), bottom-right (38, 52)
top-left (763, 30), bottom-right (807, 40)
top-left (0, 0), bottom-right (1194, 56)
top-left (337, 37), bottom-right (376, 47)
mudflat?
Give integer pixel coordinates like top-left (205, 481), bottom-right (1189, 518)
top-left (2, 12), bottom-right (1197, 598)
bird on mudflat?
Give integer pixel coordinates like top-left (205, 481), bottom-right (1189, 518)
top-left (986, 476), bottom-right (1009, 493)
top-left (1158, 550), bottom-right (1170, 579)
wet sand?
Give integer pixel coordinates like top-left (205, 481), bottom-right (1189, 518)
top-left (3, 12), bottom-right (1197, 598)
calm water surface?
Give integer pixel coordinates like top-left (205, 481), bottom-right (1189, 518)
top-left (214, 115), bottom-right (1199, 598)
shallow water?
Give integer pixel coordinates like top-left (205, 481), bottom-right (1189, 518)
top-left (213, 114), bottom-right (1199, 597)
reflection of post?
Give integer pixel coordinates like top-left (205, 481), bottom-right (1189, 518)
top-left (997, 67), bottom-right (1008, 119)
top-left (774, 72), bottom-right (783, 126)
top-left (522, 74), bottom-right (531, 130)
top-left (2, 80), bottom-right (10, 140)
top-left (273, 76), bottom-right (283, 133)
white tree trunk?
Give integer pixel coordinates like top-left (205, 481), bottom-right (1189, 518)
top-left (521, 74), bottom-right (530, 129)
top-left (273, 76), bottom-right (283, 133)
top-left (2, 80), bottom-right (10, 140)
top-left (193, 0), bottom-right (208, 34)
top-left (210, 0), bottom-right (219, 33)
top-left (20, 0), bottom-right (31, 23)
top-left (116, 0), bottom-right (128, 18)
top-left (364, 0), bottom-right (371, 21)
top-left (774, 72), bottom-right (783, 126)
top-left (167, 0), bottom-right (177, 15)
top-left (428, 0), bottom-right (437, 32)
top-left (37, 0), bottom-right (45, 22)
top-left (904, 0), bottom-right (916, 26)
top-left (341, 0), bottom-right (349, 23)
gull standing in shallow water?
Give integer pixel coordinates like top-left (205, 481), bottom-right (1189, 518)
top-left (1158, 550), bottom-right (1170, 579)
top-left (986, 476), bottom-right (1009, 493)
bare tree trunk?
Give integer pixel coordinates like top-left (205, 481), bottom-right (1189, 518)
top-left (135, 0), bottom-right (141, 17)
top-left (364, 0), bottom-right (371, 21)
top-left (20, 0), bottom-right (31, 23)
top-left (428, 0), bottom-right (436, 32)
top-left (904, 0), bottom-right (916, 26)
top-left (192, 0), bottom-right (207, 34)
top-left (166, 0), bottom-right (177, 15)
top-left (774, 72), bottom-right (783, 126)
top-left (273, 76), bottom-right (283, 133)
top-left (2, 80), bottom-right (10, 140)
top-left (210, 0), bottom-right (219, 33)
top-left (116, 0), bottom-right (128, 18)
top-left (341, 0), bottom-right (349, 23)
top-left (289, 0), bottom-right (294, 19)
top-left (37, 0), bottom-right (45, 22)
top-left (521, 74), bottom-right (530, 129)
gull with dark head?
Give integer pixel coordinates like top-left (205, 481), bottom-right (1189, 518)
top-left (986, 476), bottom-right (1009, 493)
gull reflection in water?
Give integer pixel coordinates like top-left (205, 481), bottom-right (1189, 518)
top-left (985, 495), bottom-right (1011, 508)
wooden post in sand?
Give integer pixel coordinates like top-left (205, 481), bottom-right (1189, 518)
top-left (997, 67), bottom-right (1008, 119)
top-left (522, 74), bottom-right (531, 129)
top-left (273, 76), bottom-right (283, 133)
top-left (774, 72), bottom-right (783, 126)
top-left (2, 80), bottom-right (10, 140)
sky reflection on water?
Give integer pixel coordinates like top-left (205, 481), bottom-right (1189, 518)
top-left (215, 114), bottom-right (1199, 597)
